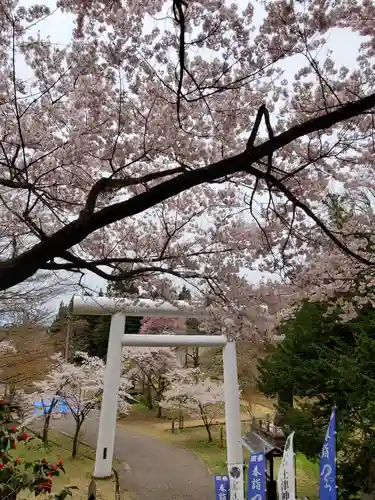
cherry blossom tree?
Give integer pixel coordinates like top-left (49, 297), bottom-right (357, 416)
top-left (0, 0), bottom-right (374, 328)
top-left (123, 346), bottom-right (179, 416)
top-left (0, 272), bottom-right (70, 327)
top-left (58, 351), bottom-right (106, 457)
top-left (162, 369), bottom-right (225, 442)
top-left (0, 341), bottom-right (16, 355)
top-left (139, 317), bottom-right (186, 335)
top-left (0, 342), bottom-right (38, 426)
top-left (123, 315), bottom-right (191, 415)
top-left (32, 353), bottom-right (72, 444)
top-left (34, 351), bottom-right (131, 456)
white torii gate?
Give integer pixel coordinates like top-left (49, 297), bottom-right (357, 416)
top-left (72, 296), bottom-right (244, 500)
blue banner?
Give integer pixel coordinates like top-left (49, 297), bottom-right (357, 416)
top-left (33, 400), bottom-right (69, 415)
top-left (320, 407), bottom-right (337, 500)
top-left (214, 474), bottom-right (230, 500)
top-left (248, 452), bottom-right (266, 500)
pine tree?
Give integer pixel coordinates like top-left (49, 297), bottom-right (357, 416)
top-left (258, 302), bottom-right (375, 498)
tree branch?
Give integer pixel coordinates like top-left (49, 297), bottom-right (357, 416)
top-left (82, 166), bottom-right (187, 215)
top-left (1, 92), bottom-right (375, 290)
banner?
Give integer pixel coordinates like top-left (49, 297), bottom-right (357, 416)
top-left (320, 408), bottom-right (337, 500)
top-left (277, 431), bottom-right (296, 500)
top-left (248, 452), bottom-right (266, 500)
top-left (214, 474), bottom-right (230, 500)
top-left (33, 400), bottom-right (69, 415)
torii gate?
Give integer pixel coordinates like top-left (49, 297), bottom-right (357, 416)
top-left (72, 296), bottom-right (244, 500)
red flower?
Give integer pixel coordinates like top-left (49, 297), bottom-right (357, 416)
top-left (11, 426), bottom-right (17, 432)
top-left (47, 472), bottom-right (52, 477)
top-left (51, 464), bottom-right (57, 470)
top-left (23, 433), bottom-right (29, 440)
top-left (15, 458), bottom-right (21, 464)
top-left (38, 480), bottom-right (52, 493)
top-left (0, 464), bottom-right (4, 469)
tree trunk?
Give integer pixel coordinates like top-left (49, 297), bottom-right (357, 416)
top-left (42, 413), bottom-right (52, 443)
top-left (200, 406), bottom-right (212, 442)
top-left (145, 384), bottom-right (153, 409)
top-left (193, 347), bottom-right (199, 368)
top-left (72, 419), bottom-right (82, 458)
top-left (204, 422), bottom-right (213, 442)
top-left (156, 385), bottom-right (164, 418)
top-left (157, 404), bottom-right (162, 418)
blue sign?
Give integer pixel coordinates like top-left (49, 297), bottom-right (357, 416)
top-left (33, 400), bottom-right (69, 415)
top-left (248, 452), bottom-right (266, 500)
top-left (214, 474), bottom-right (230, 500)
top-left (320, 407), bottom-right (337, 500)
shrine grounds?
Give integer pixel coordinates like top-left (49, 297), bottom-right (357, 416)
top-left (118, 402), bottom-right (319, 500)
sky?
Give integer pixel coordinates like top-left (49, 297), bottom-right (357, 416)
top-left (16, 0), bottom-right (366, 316)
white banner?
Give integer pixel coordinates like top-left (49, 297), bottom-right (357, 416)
top-left (277, 431), bottom-right (296, 500)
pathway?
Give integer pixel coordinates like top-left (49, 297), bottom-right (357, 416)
top-left (50, 411), bottom-right (214, 500)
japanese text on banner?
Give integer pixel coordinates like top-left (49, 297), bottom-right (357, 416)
top-left (320, 408), bottom-right (337, 500)
top-left (277, 432), bottom-right (296, 500)
top-left (214, 474), bottom-right (230, 500)
top-left (247, 452), bottom-right (266, 500)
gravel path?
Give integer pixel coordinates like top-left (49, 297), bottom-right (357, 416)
top-left (49, 412), bottom-right (214, 500)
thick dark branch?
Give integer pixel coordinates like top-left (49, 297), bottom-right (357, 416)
top-left (1, 92), bottom-right (375, 290)
top-left (0, 178), bottom-right (32, 189)
top-left (45, 250), bottom-right (203, 282)
top-left (246, 104), bottom-right (266, 150)
top-left (83, 166), bottom-right (186, 215)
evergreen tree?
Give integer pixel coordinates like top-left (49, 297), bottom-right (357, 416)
top-left (49, 301), bottom-right (69, 334)
top-left (258, 301), bottom-right (375, 498)
top-left (67, 271), bottom-right (142, 358)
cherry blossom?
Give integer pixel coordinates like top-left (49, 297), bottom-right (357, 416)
top-left (139, 316), bottom-right (186, 335)
top-left (33, 351), bottom-right (132, 454)
top-left (0, 340), bottom-right (16, 355)
top-left (161, 368), bottom-right (225, 441)
top-left (122, 315), bottom-right (197, 414)
top-left (0, 0), bottom-right (374, 329)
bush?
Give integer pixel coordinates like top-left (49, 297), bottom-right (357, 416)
top-left (0, 425), bottom-right (76, 500)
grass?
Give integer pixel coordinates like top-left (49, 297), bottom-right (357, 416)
top-left (10, 429), bottom-right (129, 500)
top-left (120, 402), bottom-right (319, 499)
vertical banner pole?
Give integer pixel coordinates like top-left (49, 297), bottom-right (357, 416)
top-left (223, 340), bottom-right (244, 500)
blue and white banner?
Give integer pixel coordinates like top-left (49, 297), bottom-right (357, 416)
top-left (33, 399), bottom-right (69, 415)
top-left (247, 452), bottom-right (266, 500)
top-left (320, 408), bottom-right (337, 500)
top-left (214, 474), bottom-right (230, 500)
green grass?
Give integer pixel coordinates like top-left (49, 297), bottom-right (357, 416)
top-left (165, 426), bottom-right (228, 472)
top-left (275, 454), bottom-right (319, 500)
top-left (9, 429), bottom-right (127, 500)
